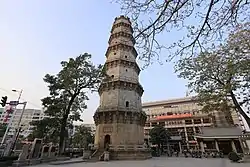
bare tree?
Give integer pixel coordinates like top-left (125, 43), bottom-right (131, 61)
top-left (114, 0), bottom-right (250, 66)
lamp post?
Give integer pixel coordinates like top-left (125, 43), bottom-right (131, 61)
top-left (12, 89), bottom-right (23, 103)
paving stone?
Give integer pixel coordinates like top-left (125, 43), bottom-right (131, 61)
top-left (34, 157), bottom-right (250, 167)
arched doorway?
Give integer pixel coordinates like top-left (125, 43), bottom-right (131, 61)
top-left (104, 134), bottom-right (111, 149)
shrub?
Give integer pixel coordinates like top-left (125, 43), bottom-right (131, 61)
top-left (0, 156), bottom-right (18, 162)
top-left (228, 152), bottom-right (240, 162)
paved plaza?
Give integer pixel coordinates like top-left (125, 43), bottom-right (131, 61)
top-left (35, 157), bottom-right (249, 167)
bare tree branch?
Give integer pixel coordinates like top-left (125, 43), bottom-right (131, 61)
top-left (114, 0), bottom-right (250, 65)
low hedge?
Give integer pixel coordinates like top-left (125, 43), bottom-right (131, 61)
top-left (228, 152), bottom-right (241, 162)
top-left (0, 156), bottom-right (18, 162)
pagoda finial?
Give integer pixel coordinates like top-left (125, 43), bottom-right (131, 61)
top-left (114, 15), bottom-right (131, 24)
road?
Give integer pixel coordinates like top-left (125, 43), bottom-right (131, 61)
top-left (35, 157), bottom-right (248, 167)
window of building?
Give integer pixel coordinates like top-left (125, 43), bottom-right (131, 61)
top-left (125, 69), bottom-right (128, 72)
top-left (114, 53), bottom-right (116, 55)
top-left (167, 112), bottom-right (173, 115)
top-left (159, 122), bottom-right (165, 126)
top-left (111, 75), bottom-right (114, 78)
top-left (203, 118), bottom-right (211, 123)
top-left (126, 101), bottom-right (129, 107)
top-left (195, 127), bottom-right (200, 133)
top-left (194, 119), bottom-right (201, 124)
top-left (185, 120), bottom-right (192, 125)
top-left (125, 55), bottom-right (127, 58)
top-left (151, 122), bottom-right (157, 127)
top-left (164, 105), bottom-right (172, 108)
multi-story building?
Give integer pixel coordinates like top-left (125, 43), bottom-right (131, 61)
top-left (83, 123), bottom-right (96, 135)
top-left (72, 123), bottom-right (96, 136)
top-left (142, 96), bottom-right (244, 153)
top-left (0, 107), bottom-right (44, 138)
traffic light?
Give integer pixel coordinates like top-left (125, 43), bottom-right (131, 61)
top-left (0, 96), bottom-right (8, 107)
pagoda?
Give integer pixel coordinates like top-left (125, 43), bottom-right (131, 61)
top-left (93, 15), bottom-right (151, 160)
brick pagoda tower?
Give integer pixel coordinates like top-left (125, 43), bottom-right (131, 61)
top-left (93, 16), bottom-right (150, 160)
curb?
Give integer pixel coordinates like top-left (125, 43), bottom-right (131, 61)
top-left (50, 159), bottom-right (86, 165)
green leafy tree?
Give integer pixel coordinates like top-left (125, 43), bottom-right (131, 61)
top-left (39, 53), bottom-right (105, 154)
top-left (27, 117), bottom-right (61, 143)
top-left (115, 0), bottom-right (249, 64)
top-left (149, 125), bottom-right (170, 154)
top-left (175, 23), bottom-right (250, 127)
top-left (72, 125), bottom-right (94, 149)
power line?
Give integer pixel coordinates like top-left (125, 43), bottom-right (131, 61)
top-left (0, 87), bottom-right (41, 109)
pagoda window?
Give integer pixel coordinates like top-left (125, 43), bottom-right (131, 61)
top-left (126, 101), bottom-right (129, 107)
top-left (125, 55), bottom-right (128, 58)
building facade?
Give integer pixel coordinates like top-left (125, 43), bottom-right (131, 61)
top-left (0, 107), bottom-right (44, 138)
top-left (142, 96), bottom-right (243, 153)
top-left (72, 123), bottom-right (96, 136)
top-left (93, 15), bottom-right (150, 159)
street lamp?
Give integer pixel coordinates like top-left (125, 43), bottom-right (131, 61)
top-left (12, 89), bottom-right (23, 102)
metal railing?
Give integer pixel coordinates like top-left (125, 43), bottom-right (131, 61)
top-left (109, 144), bottom-right (149, 151)
top-left (108, 76), bottom-right (138, 83)
top-left (97, 106), bottom-right (143, 112)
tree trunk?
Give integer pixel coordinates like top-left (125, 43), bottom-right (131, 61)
top-left (58, 116), bottom-right (67, 155)
top-left (157, 143), bottom-right (161, 155)
top-left (58, 94), bottom-right (78, 155)
top-left (230, 91), bottom-right (250, 128)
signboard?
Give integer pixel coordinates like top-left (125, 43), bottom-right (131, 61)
top-left (9, 101), bottom-right (19, 106)
top-left (155, 113), bottom-right (193, 120)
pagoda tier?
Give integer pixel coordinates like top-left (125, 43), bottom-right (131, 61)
top-left (93, 110), bottom-right (147, 126)
top-left (98, 80), bottom-right (144, 97)
top-left (105, 43), bottom-right (138, 58)
top-left (108, 31), bottom-right (136, 45)
top-left (105, 59), bottom-right (141, 74)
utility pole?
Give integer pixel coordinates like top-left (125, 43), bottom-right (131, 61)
top-left (2, 102), bottom-right (27, 156)
top-left (1, 89), bottom-right (23, 146)
top-left (8, 102), bottom-right (27, 156)
top-left (1, 103), bottom-right (18, 146)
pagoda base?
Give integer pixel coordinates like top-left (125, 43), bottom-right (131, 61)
top-left (110, 150), bottom-right (151, 160)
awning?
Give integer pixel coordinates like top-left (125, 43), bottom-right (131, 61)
top-left (170, 136), bottom-right (182, 141)
top-left (195, 127), bottom-right (242, 139)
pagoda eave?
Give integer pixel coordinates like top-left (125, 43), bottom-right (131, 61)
top-left (111, 22), bottom-right (134, 34)
top-left (93, 109), bottom-right (147, 126)
top-left (108, 31), bottom-right (136, 45)
top-left (105, 59), bottom-right (141, 75)
top-left (105, 43), bottom-right (138, 58)
top-left (98, 80), bottom-right (144, 96)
